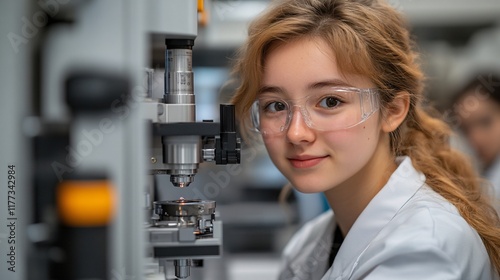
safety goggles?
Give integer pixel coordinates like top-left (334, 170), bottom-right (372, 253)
top-left (251, 87), bottom-right (380, 135)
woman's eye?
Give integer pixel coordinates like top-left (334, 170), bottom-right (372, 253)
top-left (318, 96), bottom-right (342, 108)
top-left (265, 101), bottom-right (287, 112)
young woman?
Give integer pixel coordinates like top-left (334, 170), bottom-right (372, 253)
top-left (231, 0), bottom-right (500, 279)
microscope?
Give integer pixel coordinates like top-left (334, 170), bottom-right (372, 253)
top-left (142, 38), bottom-right (240, 279)
top-left (1, 1), bottom-right (240, 280)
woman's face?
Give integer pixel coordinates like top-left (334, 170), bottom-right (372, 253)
top-left (259, 37), bottom-right (386, 193)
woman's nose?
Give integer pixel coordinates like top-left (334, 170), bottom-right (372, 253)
top-left (286, 108), bottom-right (316, 144)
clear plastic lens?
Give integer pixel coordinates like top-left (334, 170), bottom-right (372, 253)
top-left (251, 87), bottom-right (379, 135)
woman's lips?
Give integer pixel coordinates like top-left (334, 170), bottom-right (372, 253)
top-left (288, 156), bottom-right (328, 168)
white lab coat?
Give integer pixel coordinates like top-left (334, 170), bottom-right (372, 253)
top-left (278, 157), bottom-right (499, 280)
top-left (485, 155), bottom-right (500, 214)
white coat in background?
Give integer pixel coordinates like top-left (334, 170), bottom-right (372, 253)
top-left (278, 157), bottom-right (499, 280)
top-left (485, 155), bottom-right (500, 214)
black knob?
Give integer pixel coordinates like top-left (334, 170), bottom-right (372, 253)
top-left (165, 39), bottom-right (195, 50)
top-left (216, 104), bottom-right (240, 165)
top-left (220, 104), bottom-right (235, 133)
top-left (65, 71), bottom-right (129, 112)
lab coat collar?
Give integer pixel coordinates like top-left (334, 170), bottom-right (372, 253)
top-left (328, 156), bottom-right (426, 279)
top-left (282, 210), bottom-right (336, 279)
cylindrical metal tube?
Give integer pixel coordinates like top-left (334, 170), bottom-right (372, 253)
top-left (163, 39), bottom-right (200, 187)
top-left (164, 39), bottom-right (195, 112)
top-left (162, 135), bottom-right (201, 187)
top-left (174, 259), bottom-right (191, 279)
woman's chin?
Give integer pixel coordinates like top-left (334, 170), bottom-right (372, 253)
top-left (288, 179), bottom-right (330, 194)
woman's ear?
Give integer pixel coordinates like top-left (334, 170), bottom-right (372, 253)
top-left (382, 92), bottom-right (410, 133)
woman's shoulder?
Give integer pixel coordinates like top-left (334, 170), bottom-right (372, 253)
top-left (390, 184), bottom-right (484, 249)
top-left (357, 185), bottom-right (493, 278)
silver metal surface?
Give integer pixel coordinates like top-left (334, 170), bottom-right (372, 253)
top-left (164, 103), bottom-right (195, 123)
top-left (169, 174), bottom-right (195, 188)
top-left (155, 199), bottom-right (216, 217)
top-left (153, 199), bottom-right (216, 237)
top-left (168, 49), bottom-right (192, 71)
top-left (165, 94), bottom-right (195, 104)
top-left (162, 136), bottom-right (200, 164)
top-left (160, 42), bottom-right (199, 189)
top-left (163, 135), bottom-right (201, 187)
top-left (202, 148), bottom-right (216, 162)
top-left (148, 221), bottom-right (223, 259)
top-left (166, 72), bottom-right (194, 97)
top-left (174, 259), bottom-right (191, 279)
top-left (165, 49), bottom-right (194, 98)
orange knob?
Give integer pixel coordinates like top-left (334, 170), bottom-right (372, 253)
top-left (198, 0), bottom-right (204, 12)
top-left (58, 180), bottom-right (115, 227)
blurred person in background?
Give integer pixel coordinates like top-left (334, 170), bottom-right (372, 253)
top-left (231, 0), bottom-right (500, 279)
top-left (453, 72), bottom-right (500, 208)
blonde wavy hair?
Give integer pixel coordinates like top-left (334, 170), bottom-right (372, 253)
top-left (230, 0), bottom-right (500, 274)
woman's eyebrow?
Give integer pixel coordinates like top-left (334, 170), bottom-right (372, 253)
top-left (258, 79), bottom-right (353, 95)
top-left (308, 79), bottom-right (354, 89)
top-left (258, 85), bottom-right (284, 95)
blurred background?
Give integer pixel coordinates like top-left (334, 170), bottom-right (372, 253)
top-left (152, 0), bottom-right (500, 279)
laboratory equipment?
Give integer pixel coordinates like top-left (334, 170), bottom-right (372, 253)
top-left (0, 0), bottom-right (240, 280)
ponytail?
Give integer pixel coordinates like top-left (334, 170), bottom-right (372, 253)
top-left (395, 105), bottom-right (500, 273)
